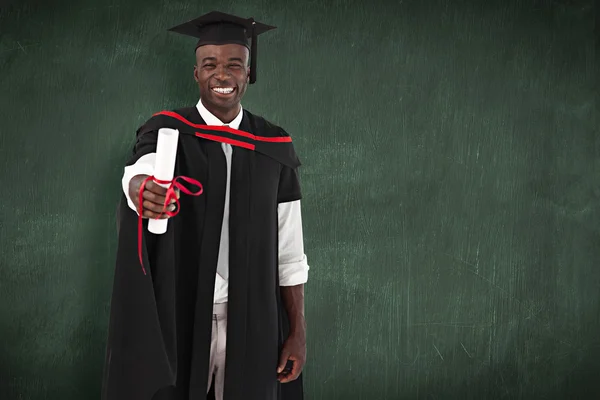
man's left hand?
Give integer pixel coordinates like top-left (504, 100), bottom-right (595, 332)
top-left (277, 333), bottom-right (306, 383)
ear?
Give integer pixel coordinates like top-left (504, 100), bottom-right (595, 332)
top-left (193, 65), bottom-right (199, 83)
top-left (246, 66), bottom-right (251, 82)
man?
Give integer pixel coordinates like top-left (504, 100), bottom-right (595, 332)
top-left (102, 11), bottom-right (309, 400)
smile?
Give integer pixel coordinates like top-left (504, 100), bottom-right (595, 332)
top-left (212, 87), bottom-right (235, 95)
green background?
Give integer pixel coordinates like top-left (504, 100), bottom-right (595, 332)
top-left (0, 0), bottom-right (598, 398)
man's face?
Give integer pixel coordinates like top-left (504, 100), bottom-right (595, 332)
top-left (194, 44), bottom-right (250, 111)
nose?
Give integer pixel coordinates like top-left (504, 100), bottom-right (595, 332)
top-left (214, 65), bottom-right (230, 80)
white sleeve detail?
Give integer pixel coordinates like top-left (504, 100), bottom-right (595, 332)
top-left (121, 153), bottom-right (156, 215)
top-left (278, 200), bottom-right (310, 286)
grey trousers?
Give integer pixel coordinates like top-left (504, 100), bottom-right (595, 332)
top-left (208, 303), bottom-right (228, 400)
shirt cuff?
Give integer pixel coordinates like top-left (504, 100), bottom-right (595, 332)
top-left (121, 153), bottom-right (156, 215)
top-left (279, 254), bottom-right (309, 286)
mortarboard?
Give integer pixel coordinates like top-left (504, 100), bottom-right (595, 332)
top-left (168, 11), bottom-right (276, 84)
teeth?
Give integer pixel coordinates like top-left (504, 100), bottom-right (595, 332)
top-left (213, 87), bottom-right (234, 94)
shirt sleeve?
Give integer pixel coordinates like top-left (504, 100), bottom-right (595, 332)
top-left (122, 152), bottom-right (156, 215)
top-left (278, 199), bottom-right (310, 286)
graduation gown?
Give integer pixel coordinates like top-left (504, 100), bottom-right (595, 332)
top-left (101, 106), bottom-right (304, 400)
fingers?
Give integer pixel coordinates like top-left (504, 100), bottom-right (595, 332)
top-left (141, 200), bottom-right (176, 219)
top-left (143, 179), bottom-right (169, 196)
top-left (141, 209), bottom-right (170, 219)
top-left (136, 180), bottom-right (177, 219)
top-left (277, 346), bottom-right (304, 383)
top-left (142, 189), bottom-right (176, 207)
top-left (277, 349), bottom-right (291, 374)
top-left (278, 358), bottom-right (303, 383)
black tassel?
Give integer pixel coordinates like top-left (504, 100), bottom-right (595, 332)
top-left (250, 20), bottom-right (257, 84)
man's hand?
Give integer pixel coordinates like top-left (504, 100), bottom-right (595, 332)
top-left (277, 332), bottom-right (306, 383)
top-left (278, 284), bottom-right (306, 383)
top-left (129, 174), bottom-right (178, 219)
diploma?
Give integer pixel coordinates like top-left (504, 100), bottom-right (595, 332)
top-left (148, 128), bottom-right (179, 235)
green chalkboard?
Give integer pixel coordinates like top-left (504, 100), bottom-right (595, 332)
top-left (0, 0), bottom-right (598, 399)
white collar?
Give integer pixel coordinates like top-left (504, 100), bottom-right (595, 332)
top-left (196, 98), bottom-right (243, 129)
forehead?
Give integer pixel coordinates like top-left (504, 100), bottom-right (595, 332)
top-left (195, 44), bottom-right (249, 60)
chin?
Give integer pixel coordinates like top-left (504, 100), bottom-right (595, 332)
top-left (213, 96), bottom-right (238, 107)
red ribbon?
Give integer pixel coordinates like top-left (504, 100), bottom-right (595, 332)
top-left (137, 175), bottom-right (203, 275)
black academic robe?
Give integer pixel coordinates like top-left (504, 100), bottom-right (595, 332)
top-left (101, 106), bottom-right (304, 400)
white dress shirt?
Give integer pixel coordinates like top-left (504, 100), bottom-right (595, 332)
top-left (122, 99), bottom-right (309, 303)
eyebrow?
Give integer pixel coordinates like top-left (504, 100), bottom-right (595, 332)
top-left (200, 57), bottom-right (245, 64)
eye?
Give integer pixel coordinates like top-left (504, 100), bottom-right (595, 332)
top-left (203, 64), bottom-right (216, 69)
top-left (229, 64), bottom-right (243, 69)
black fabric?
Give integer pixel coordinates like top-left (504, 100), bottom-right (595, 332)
top-left (168, 11), bottom-right (276, 46)
top-left (195, 22), bottom-right (251, 49)
top-left (277, 166), bottom-right (302, 204)
top-left (101, 106), bottom-right (303, 400)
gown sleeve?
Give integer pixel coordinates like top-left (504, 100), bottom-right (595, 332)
top-left (277, 165), bottom-right (302, 203)
top-left (127, 123), bottom-right (159, 165)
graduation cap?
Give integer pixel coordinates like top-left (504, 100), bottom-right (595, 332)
top-left (168, 11), bottom-right (276, 84)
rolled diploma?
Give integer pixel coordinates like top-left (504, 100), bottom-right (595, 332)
top-left (148, 128), bottom-right (179, 235)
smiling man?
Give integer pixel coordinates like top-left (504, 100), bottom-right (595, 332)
top-left (102, 11), bottom-right (309, 400)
